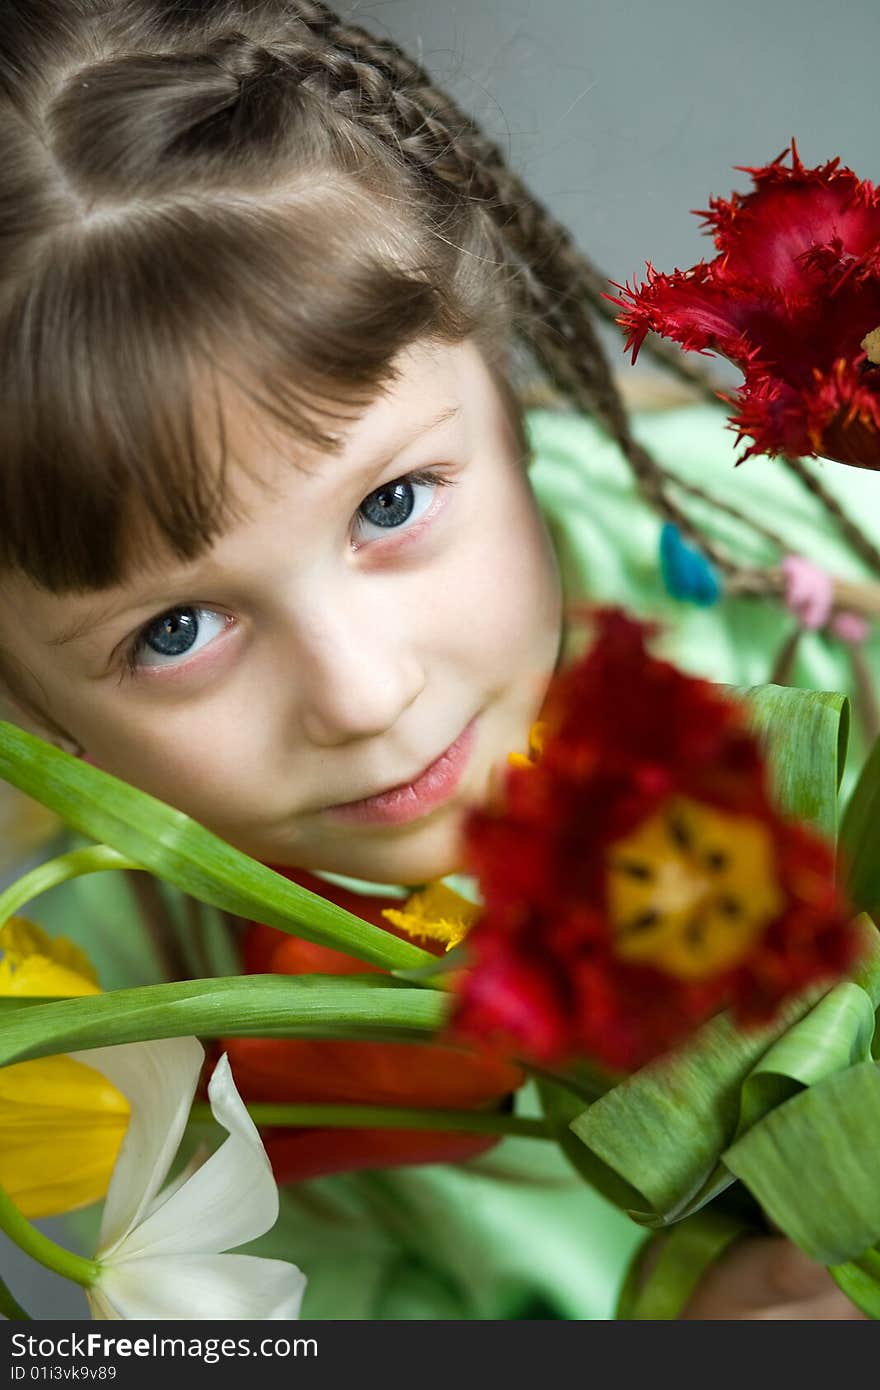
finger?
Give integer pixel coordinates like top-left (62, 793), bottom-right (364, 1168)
top-left (766, 1241), bottom-right (835, 1301)
top-left (682, 1237), bottom-right (835, 1319)
top-left (748, 1290), bottom-right (869, 1320)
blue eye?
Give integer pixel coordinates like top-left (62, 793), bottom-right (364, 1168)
top-left (130, 607), bottom-right (228, 671)
top-left (354, 469), bottom-right (453, 540)
top-left (360, 479), bottom-right (418, 528)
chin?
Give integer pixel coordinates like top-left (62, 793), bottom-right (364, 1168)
top-left (274, 808), bottom-right (472, 887)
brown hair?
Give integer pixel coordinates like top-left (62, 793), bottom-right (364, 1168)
top-left (4, 0), bottom-right (876, 607)
top-left (0, 0), bottom-right (523, 590)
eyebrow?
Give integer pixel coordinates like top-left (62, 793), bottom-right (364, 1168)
top-left (46, 403), bottom-right (463, 649)
top-left (401, 403), bottom-right (460, 442)
top-left (348, 403), bottom-right (462, 474)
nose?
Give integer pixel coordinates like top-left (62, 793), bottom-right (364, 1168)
top-left (290, 587), bottom-right (426, 748)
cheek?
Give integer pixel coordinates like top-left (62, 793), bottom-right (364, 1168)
top-left (68, 691), bottom-right (276, 825)
top-left (432, 474), bottom-right (562, 672)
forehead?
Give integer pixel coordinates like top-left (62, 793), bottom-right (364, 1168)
top-left (187, 335), bottom-right (475, 492)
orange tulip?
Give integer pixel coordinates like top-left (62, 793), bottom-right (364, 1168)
top-left (222, 870), bottom-right (523, 1183)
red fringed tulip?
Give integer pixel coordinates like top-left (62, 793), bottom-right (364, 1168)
top-left (452, 610), bottom-right (861, 1073)
top-left (222, 870), bottom-right (523, 1183)
top-left (611, 144), bottom-right (880, 469)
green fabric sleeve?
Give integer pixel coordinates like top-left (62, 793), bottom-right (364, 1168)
top-left (527, 402), bottom-right (880, 787)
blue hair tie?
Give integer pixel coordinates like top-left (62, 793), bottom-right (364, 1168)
top-left (659, 523), bottom-right (722, 606)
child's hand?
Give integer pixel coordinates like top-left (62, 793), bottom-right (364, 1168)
top-left (682, 1236), bottom-right (867, 1319)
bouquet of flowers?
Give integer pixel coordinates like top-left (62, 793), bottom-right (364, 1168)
top-left (1, 144), bottom-right (879, 1323)
top-left (0, 601), bottom-right (878, 1319)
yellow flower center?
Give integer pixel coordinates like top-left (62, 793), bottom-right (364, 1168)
top-left (861, 327), bottom-right (880, 366)
top-left (606, 797), bottom-right (784, 980)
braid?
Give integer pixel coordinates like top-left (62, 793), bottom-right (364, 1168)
top-left (261, 2), bottom-right (628, 431)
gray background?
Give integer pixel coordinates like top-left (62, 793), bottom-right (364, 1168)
top-left (5, 0), bottom-right (879, 1321)
top-left (358, 0), bottom-right (879, 330)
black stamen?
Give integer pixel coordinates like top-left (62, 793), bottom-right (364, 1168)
top-left (705, 849), bottom-right (728, 872)
top-left (621, 909), bottom-right (661, 936)
top-left (685, 921), bottom-right (705, 948)
top-left (612, 859), bottom-right (654, 882)
top-left (667, 814), bottom-right (692, 851)
top-left (717, 895), bottom-right (741, 918)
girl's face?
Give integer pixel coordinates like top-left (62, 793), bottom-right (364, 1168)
top-left (0, 340), bottom-right (563, 885)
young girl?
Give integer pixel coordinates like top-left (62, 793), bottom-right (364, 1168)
top-left (0, 0), bottom-right (874, 1318)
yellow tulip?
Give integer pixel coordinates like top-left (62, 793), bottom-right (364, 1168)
top-left (0, 918), bottom-right (130, 1216)
top-left (0, 916), bottom-right (100, 997)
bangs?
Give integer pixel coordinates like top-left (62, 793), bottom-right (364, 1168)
top-left (0, 184), bottom-right (506, 591)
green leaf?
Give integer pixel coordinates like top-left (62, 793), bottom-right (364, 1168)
top-left (724, 1060), bottom-right (880, 1265)
top-left (0, 973), bottom-right (446, 1065)
top-left (0, 997), bottom-right (63, 1012)
top-left (741, 684), bottom-right (849, 835)
top-left (535, 1076), bottom-right (643, 1211)
top-left (566, 963), bottom-right (877, 1234)
top-left (852, 919), bottom-right (880, 1012)
top-left (736, 977), bottom-right (878, 1132)
top-left (568, 996), bottom-right (817, 1227)
top-left (616, 1208), bottom-right (751, 1320)
top-left (840, 732), bottom-right (880, 914)
top-left (0, 723), bottom-right (434, 973)
top-left (829, 1247), bottom-right (880, 1319)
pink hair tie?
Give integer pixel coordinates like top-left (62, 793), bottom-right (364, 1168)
top-left (781, 555), bottom-right (834, 629)
top-left (829, 610), bottom-right (870, 645)
top-left (781, 554), bottom-right (869, 645)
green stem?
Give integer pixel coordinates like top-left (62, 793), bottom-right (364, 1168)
top-left (189, 1100), bottom-right (551, 1140)
top-left (0, 1273), bottom-right (31, 1320)
top-left (0, 846), bottom-right (141, 930)
top-left (0, 1183), bottom-right (100, 1290)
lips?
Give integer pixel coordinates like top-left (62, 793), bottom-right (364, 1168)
top-left (320, 718), bottom-right (478, 827)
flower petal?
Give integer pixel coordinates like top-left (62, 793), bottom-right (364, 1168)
top-left (0, 1055), bottom-right (128, 1217)
top-left (260, 1124), bottom-right (500, 1184)
top-left (142, 1145), bottom-right (209, 1219)
top-left (71, 1036), bottom-right (204, 1256)
top-left (614, 146), bottom-right (880, 470)
top-left (0, 918), bottom-right (100, 997)
top-left (704, 159), bottom-right (880, 295)
top-left (612, 264), bottom-right (761, 365)
top-left (89, 1253), bottom-right (306, 1321)
top-left (110, 1053), bottom-right (277, 1260)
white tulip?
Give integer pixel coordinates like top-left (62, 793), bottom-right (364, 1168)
top-left (70, 1036), bottom-right (306, 1320)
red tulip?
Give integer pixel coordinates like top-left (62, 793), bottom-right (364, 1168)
top-left (611, 144), bottom-right (880, 469)
top-left (451, 610), bottom-right (861, 1072)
